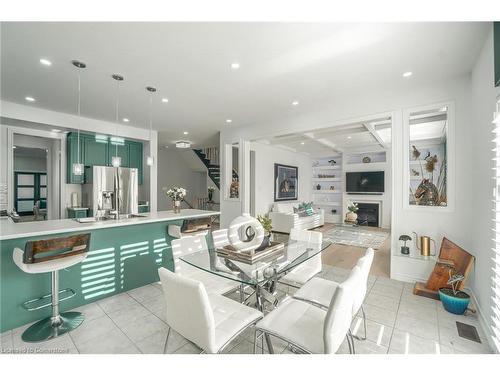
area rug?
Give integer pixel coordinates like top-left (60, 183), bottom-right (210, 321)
top-left (324, 226), bottom-right (389, 250)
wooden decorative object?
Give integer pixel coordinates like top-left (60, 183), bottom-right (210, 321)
top-left (23, 233), bottom-right (91, 264)
top-left (413, 237), bottom-right (474, 300)
top-left (182, 217), bottom-right (211, 233)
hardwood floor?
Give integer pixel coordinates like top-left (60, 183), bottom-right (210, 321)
top-left (314, 223), bottom-right (391, 278)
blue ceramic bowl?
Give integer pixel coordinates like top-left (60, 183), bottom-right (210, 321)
top-left (439, 288), bottom-right (470, 315)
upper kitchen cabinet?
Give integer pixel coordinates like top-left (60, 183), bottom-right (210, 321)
top-left (67, 132), bottom-right (144, 184)
top-left (83, 134), bottom-right (109, 167)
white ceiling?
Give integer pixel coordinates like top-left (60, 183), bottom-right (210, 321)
top-left (255, 115), bottom-right (392, 156)
top-left (0, 22), bottom-right (488, 147)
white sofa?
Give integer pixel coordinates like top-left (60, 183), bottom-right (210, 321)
top-left (269, 203), bottom-right (324, 234)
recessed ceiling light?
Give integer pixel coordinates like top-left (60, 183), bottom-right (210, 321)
top-left (39, 58), bottom-right (52, 66)
top-left (123, 118), bottom-right (129, 122)
top-left (231, 62), bottom-right (240, 70)
top-left (292, 101), bottom-right (299, 106)
top-left (51, 129), bottom-right (61, 133)
top-left (402, 71), bottom-right (413, 78)
top-left (347, 136), bottom-right (352, 139)
top-left (165, 145), bottom-right (169, 149)
top-left (226, 119), bottom-right (232, 124)
top-left (25, 96), bottom-right (35, 102)
top-left (183, 131), bottom-right (189, 135)
top-left (162, 98), bottom-right (169, 103)
top-left (300, 142), bottom-right (305, 145)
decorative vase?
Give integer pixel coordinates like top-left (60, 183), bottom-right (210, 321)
top-left (208, 191), bottom-right (213, 202)
top-left (316, 184), bottom-right (321, 190)
top-left (346, 211), bottom-right (358, 223)
top-left (439, 288), bottom-right (470, 315)
top-left (401, 246), bottom-right (410, 255)
top-left (173, 200), bottom-right (181, 213)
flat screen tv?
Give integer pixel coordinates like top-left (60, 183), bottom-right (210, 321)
top-left (346, 171), bottom-right (384, 194)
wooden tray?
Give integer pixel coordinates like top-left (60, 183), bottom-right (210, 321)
top-left (216, 242), bottom-right (285, 265)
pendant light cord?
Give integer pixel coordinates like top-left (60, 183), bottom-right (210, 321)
top-left (115, 78), bottom-right (120, 157)
top-left (77, 69), bottom-right (81, 165)
top-left (149, 91), bottom-right (153, 141)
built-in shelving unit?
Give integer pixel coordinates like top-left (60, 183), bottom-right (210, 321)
top-left (312, 154), bottom-right (342, 223)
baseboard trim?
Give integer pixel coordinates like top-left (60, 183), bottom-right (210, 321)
top-left (463, 286), bottom-right (499, 354)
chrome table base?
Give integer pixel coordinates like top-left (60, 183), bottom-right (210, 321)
top-left (21, 311), bottom-right (84, 342)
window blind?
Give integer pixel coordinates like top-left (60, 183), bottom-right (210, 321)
top-left (492, 97), bottom-right (500, 352)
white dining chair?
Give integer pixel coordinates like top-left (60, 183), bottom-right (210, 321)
top-left (211, 228), bottom-right (230, 248)
top-left (158, 267), bottom-right (263, 353)
top-left (254, 265), bottom-right (362, 354)
top-left (279, 229), bottom-right (323, 287)
top-left (293, 247), bottom-right (374, 341)
top-left (171, 233), bottom-right (238, 295)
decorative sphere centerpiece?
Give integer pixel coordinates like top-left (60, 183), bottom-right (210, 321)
top-left (228, 213), bottom-right (265, 253)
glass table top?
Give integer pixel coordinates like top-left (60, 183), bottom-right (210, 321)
top-left (179, 239), bottom-right (332, 286)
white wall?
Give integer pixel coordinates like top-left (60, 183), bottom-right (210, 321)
top-left (157, 148), bottom-right (207, 210)
top-left (470, 26), bottom-right (500, 347)
top-left (250, 142), bottom-right (312, 216)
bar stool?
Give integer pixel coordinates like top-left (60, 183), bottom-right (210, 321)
top-left (13, 233), bottom-right (91, 342)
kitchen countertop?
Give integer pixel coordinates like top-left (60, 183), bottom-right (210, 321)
top-left (0, 209), bottom-right (219, 240)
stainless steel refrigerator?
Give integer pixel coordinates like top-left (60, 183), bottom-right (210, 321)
top-left (82, 166), bottom-right (138, 219)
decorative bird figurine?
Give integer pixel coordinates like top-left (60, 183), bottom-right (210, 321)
top-left (412, 145), bottom-right (421, 160)
top-left (328, 159), bottom-right (337, 165)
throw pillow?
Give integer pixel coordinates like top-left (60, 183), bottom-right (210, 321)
top-left (298, 202), bottom-right (315, 216)
top-left (293, 206), bottom-right (308, 217)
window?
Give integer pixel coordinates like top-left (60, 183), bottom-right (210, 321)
top-left (493, 97), bottom-right (500, 351)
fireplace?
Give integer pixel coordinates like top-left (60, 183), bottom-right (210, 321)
top-left (355, 202), bottom-right (379, 227)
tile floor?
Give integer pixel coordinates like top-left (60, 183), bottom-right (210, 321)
top-left (0, 264), bottom-right (494, 354)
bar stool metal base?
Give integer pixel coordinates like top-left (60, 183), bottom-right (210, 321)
top-left (21, 311), bottom-right (84, 343)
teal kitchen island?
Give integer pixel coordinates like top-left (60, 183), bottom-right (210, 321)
top-left (0, 209), bottom-right (218, 333)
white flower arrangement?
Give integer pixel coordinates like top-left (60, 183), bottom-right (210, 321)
top-left (163, 186), bottom-right (187, 201)
top-left (347, 201), bottom-right (359, 213)
top-left (208, 186), bottom-right (215, 193)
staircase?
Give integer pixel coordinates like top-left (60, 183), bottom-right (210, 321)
top-left (193, 148), bottom-right (238, 189)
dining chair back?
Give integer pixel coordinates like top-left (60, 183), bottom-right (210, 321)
top-left (279, 229), bottom-right (323, 286)
top-left (211, 228), bottom-right (230, 248)
top-left (289, 228), bottom-right (322, 244)
top-left (352, 248), bottom-right (374, 315)
top-left (158, 267), bottom-right (216, 352)
top-left (323, 265), bottom-right (361, 354)
top-left (171, 233), bottom-right (208, 275)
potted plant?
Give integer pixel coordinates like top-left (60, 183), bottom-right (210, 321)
top-left (163, 186), bottom-right (187, 213)
top-left (257, 214), bottom-right (273, 249)
top-left (207, 186), bottom-right (215, 202)
top-left (438, 270), bottom-right (470, 315)
top-left (346, 202), bottom-right (358, 223)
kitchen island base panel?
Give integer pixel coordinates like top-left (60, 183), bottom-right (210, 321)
top-left (0, 220), bottom-right (184, 333)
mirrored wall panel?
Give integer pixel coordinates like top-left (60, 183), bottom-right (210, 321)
top-left (408, 106), bottom-right (448, 207)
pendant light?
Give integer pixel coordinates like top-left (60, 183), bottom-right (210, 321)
top-left (111, 74), bottom-right (124, 167)
top-left (146, 86), bottom-right (156, 167)
top-left (71, 60), bottom-right (86, 176)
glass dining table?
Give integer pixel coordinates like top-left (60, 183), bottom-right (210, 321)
top-left (180, 238), bottom-right (332, 311)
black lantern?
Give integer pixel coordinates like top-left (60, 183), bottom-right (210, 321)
top-left (399, 234), bottom-right (411, 255)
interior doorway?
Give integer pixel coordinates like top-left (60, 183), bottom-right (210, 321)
top-left (8, 130), bottom-right (64, 221)
top-left (249, 113), bottom-right (393, 277)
